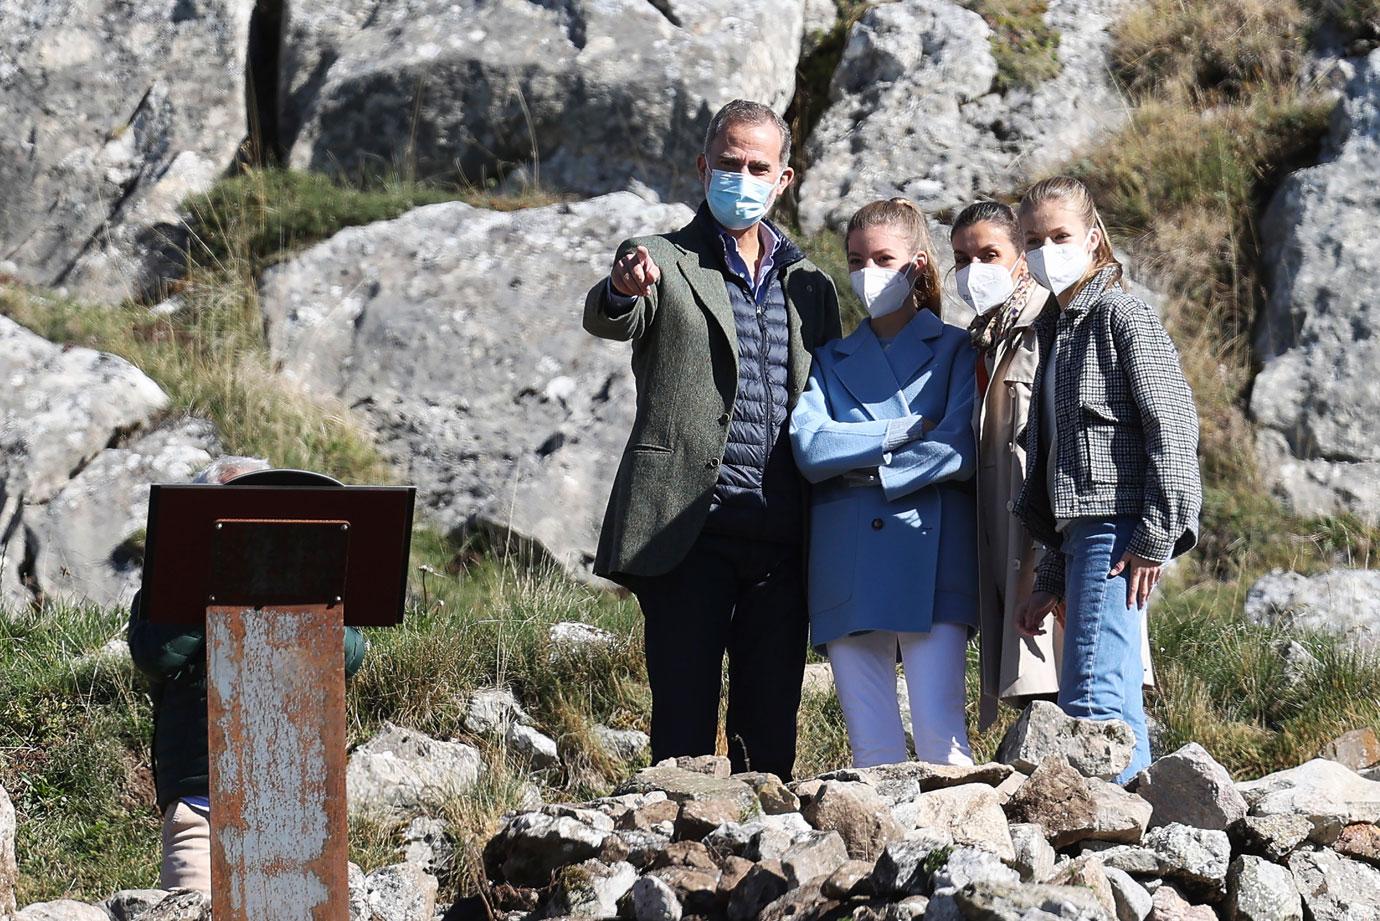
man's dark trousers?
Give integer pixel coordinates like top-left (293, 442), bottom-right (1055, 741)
top-left (629, 532), bottom-right (807, 780)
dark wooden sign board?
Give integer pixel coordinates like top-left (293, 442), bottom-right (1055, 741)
top-left (141, 483), bottom-right (415, 626)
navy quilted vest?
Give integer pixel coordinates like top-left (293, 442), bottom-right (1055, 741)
top-left (703, 253), bottom-right (803, 543)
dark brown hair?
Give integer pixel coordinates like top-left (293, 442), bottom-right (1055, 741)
top-left (952, 200), bottom-right (1022, 250)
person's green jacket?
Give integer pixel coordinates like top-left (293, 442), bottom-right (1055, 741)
top-left (583, 205), bottom-right (841, 580)
top-left (127, 591), bottom-right (367, 810)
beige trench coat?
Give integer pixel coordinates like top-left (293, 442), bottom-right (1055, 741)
top-left (974, 284), bottom-right (1154, 729)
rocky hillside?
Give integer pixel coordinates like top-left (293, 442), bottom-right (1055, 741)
top-left (1, 0), bottom-right (1379, 915)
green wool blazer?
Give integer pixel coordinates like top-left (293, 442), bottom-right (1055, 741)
top-left (583, 207), bottom-right (842, 580)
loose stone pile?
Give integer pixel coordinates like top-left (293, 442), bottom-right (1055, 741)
top-left (5, 704), bottom-right (1379, 920)
top-left (476, 706), bottom-right (1380, 921)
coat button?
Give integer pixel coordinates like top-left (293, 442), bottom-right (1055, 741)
top-left (718, 412), bottom-right (730, 426)
top-left (1007, 441), bottom-right (1015, 453)
top-left (706, 458), bottom-right (719, 470)
top-left (1005, 500), bottom-right (1014, 512)
top-left (1012, 559), bottom-right (1022, 571)
top-left (871, 518), bottom-right (884, 530)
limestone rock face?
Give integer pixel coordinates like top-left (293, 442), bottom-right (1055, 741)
top-left (0, 315), bottom-right (191, 611)
top-left (260, 193), bottom-right (694, 578)
top-left (20, 419), bottom-right (218, 610)
top-left (0, 0), bottom-right (253, 301)
top-left (797, 0), bottom-right (1133, 231)
top-left (278, 0), bottom-right (804, 203)
top-left (1253, 50), bottom-right (1380, 521)
top-left (1245, 569), bottom-right (1380, 654)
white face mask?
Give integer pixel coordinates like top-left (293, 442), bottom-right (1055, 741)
top-left (1027, 229), bottom-right (1095, 295)
top-left (955, 259), bottom-right (1018, 312)
top-left (850, 265), bottom-right (916, 319)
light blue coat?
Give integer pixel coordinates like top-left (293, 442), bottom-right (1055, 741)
top-left (789, 309), bottom-right (979, 649)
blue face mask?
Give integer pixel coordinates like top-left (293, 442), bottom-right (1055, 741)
top-left (705, 168), bottom-right (779, 230)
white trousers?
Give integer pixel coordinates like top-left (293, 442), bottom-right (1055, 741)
top-left (828, 624), bottom-right (974, 768)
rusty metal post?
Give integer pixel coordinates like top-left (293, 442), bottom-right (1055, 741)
top-left (206, 604), bottom-right (348, 920)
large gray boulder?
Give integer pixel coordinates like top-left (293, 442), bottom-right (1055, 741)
top-left (1252, 51), bottom-right (1380, 522)
top-left (18, 419), bottom-right (218, 609)
top-left (260, 193), bottom-right (691, 577)
top-left (0, 315), bottom-right (176, 610)
top-left (278, 0), bottom-right (803, 203)
top-left (797, 0), bottom-right (1132, 231)
top-left (0, 0), bottom-right (252, 302)
top-left (1245, 568), bottom-right (1380, 654)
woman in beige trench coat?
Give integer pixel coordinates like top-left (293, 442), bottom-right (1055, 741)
top-left (950, 201), bottom-right (1153, 729)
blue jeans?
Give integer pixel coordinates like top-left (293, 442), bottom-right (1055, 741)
top-left (1058, 516), bottom-right (1152, 783)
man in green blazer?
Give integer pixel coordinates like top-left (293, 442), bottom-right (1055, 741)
top-left (583, 99), bottom-right (841, 779)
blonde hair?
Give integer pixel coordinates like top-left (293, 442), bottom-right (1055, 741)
top-left (1018, 177), bottom-right (1122, 283)
top-left (845, 198), bottom-right (943, 315)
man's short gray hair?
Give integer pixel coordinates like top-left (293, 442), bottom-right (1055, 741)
top-left (193, 455), bottom-right (271, 485)
top-left (703, 99), bottom-right (792, 168)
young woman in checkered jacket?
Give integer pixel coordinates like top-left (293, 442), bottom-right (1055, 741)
top-left (1010, 177), bottom-right (1202, 784)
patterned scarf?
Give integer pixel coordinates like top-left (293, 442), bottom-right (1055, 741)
top-left (967, 272), bottom-right (1038, 353)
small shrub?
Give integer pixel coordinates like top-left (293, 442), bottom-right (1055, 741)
top-left (962, 0), bottom-right (1063, 93)
top-left (1114, 0), bottom-right (1309, 103)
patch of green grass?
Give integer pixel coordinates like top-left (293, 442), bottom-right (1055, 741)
top-left (962, 0), bottom-right (1063, 93)
top-left (1147, 571), bottom-right (1380, 778)
top-left (181, 168), bottom-right (565, 282)
top-left (0, 605), bottom-right (159, 902)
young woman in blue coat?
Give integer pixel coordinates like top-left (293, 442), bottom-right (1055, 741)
top-left (790, 198), bottom-right (979, 767)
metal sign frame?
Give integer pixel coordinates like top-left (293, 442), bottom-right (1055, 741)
top-left (141, 484), bottom-right (415, 626)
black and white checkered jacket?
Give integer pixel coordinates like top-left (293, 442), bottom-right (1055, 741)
top-left (1013, 265), bottom-right (1202, 598)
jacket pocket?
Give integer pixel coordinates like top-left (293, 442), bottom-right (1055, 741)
top-left (808, 495), bottom-right (856, 614)
top-left (1079, 401), bottom-right (1144, 488)
top-left (627, 442), bottom-right (672, 455)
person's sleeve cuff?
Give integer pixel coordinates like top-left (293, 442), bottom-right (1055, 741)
top-left (1033, 550), bottom-right (1066, 598)
top-left (604, 278), bottom-right (638, 317)
top-left (882, 415), bottom-right (928, 452)
top-left (1128, 523), bottom-right (1172, 564)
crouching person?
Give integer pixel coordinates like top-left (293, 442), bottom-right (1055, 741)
top-left (126, 456), bottom-right (369, 893)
